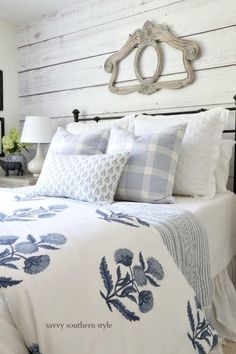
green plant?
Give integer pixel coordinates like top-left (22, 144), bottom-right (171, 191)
top-left (2, 128), bottom-right (29, 154)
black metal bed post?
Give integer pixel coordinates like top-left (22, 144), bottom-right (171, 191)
top-left (234, 95), bottom-right (236, 193)
top-left (72, 109), bottom-right (80, 122)
top-left (0, 117), bottom-right (5, 157)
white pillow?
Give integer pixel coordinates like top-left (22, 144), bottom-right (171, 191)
top-left (67, 114), bottom-right (135, 135)
top-left (135, 108), bottom-right (229, 199)
top-left (34, 152), bottom-right (129, 205)
top-left (215, 140), bottom-right (235, 193)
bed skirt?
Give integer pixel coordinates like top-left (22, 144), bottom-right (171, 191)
top-left (207, 256), bottom-right (236, 344)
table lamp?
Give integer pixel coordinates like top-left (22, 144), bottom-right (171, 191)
top-left (21, 116), bottom-right (54, 177)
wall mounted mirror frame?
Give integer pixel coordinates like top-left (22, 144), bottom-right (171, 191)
top-left (104, 21), bottom-right (200, 95)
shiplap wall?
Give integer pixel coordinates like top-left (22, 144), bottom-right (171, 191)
top-left (0, 20), bottom-right (19, 134)
top-left (17, 0), bottom-right (236, 127)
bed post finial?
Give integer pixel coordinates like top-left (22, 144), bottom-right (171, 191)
top-left (72, 109), bottom-right (80, 122)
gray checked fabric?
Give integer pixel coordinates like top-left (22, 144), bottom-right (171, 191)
top-left (107, 125), bottom-right (186, 203)
top-left (109, 202), bottom-right (211, 307)
top-left (49, 127), bottom-right (110, 155)
top-left (34, 152), bottom-right (129, 205)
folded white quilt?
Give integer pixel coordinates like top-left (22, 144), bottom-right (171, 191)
top-left (0, 189), bottom-right (218, 354)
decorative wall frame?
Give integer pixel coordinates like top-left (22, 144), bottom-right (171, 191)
top-left (0, 71), bottom-right (3, 110)
top-left (104, 21), bottom-right (200, 95)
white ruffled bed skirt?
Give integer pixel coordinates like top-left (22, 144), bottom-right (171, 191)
top-left (206, 256), bottom-right (236, 353)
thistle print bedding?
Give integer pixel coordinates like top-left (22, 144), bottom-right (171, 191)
top-left (0, 189), bottom-right (217, 354)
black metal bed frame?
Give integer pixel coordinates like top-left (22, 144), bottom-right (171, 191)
top-left (0, 117), bottom-right (5, 157)
top-left (72, 95), bottom-right (236, 193)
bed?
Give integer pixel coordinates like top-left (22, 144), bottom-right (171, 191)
top-left (0, 103), bottom-right (235, 354)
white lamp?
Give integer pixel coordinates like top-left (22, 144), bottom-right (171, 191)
top-left (21, 116), bottom-right (54, 177)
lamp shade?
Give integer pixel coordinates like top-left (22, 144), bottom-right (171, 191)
top-left (21, 116), bottom-right (55, 143)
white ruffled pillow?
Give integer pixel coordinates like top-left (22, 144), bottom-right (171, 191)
top-left (67, 114), bottom-right (135, 135)
top-left (215, 140), bottom-right (235, 193)
top-left (135, 108), bottom-right (229, 199)
top-left (34, 152), bottom-right (129, 205)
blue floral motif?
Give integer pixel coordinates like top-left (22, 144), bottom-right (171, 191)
top-left (114, 249), bottom-right (133, 267)
top-left (0, 277), bottom-right (22, 287)
top-left (24, 255), bottom-right (50, 274)
top-left (0, 233), bottom-right (67, 287)
top-left (28, 343), bottom-right (42, 354)
top-left (14, 194), bottom-right (45, 202)
top-left (187, 297), bottom-right (218, 353)
top-left (0, 204), bottom-right (68, 222)
top-left (96, 210), bottom-right (150, 228)
top-left (0, 235), bottom-right (18, 245)
top-left (146, 257), bottom-right (164, 280)
top-left (15, 242), bottom-right (39, 254)
top-left (133, 266), bottom-right (147, 286)
top-left (100, 249), bottom-right (164, 321)
top-left (40, 233), bottom-right (67, 245)
top-left (138, 290), bottom-right (153, 313)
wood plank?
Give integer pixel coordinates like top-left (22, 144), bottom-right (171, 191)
top-left (19, 26), bottom-right (236, 96)
top-left (19, 65), bottom-right (236, 119)
top-left (18, 0), bottom-right (236, 71)
top-left (18, 0), bottom-right (179, 47)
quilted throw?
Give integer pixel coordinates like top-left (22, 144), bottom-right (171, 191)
top-left (109, 202), bottom-right (212, 308)
top-left (0, 189), bottom-right (218, 354)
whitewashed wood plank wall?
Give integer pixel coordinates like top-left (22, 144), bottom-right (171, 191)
top-left (18, 0), bottom-right (236, 125)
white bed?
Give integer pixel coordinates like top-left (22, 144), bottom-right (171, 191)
top-left (1, 106), bottom-right (236, 353)
top-left (175, 193), bottom-right (236, 278)
top-left (175, 193), bottom-right (236, 342)
top-left (0, 187), bottom-right (222, 354)
top-left (12, 188), bottom-right (236, 280)
top-left (0, 190), bottom-right (235, 353)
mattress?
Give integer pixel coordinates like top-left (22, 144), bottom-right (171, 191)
top-left (175, 192), bottom-right (236, 279)
top-left (4, 187), bottom-right (236, 279)
top-left (0, 188), bottom-right (220, 354)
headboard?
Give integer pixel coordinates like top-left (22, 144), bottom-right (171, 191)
top-left (72, 96), bottom-right (236, 192)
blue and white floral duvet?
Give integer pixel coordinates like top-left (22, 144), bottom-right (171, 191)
top-left (0, 188), bottom-right (218, 354)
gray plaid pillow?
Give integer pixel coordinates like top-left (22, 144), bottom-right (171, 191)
top-left (107, 125), bottom-right (186, 203)
top-left (49, 127), bottom-right (110, 155)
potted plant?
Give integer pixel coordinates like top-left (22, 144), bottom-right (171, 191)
top-left (2, 128), bottom-right (30, 171)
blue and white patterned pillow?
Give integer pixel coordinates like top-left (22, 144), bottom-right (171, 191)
top-left (49, 127), bottom-right (110, 155)
top-left (107, 125), bottom-right (186, 203)
top-left (34, 152), bottom-right (129, 205)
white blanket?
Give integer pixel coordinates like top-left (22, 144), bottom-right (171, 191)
top-left (0, 189), bottom-right (217, 354)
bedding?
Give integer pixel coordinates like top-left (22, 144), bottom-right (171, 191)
top-left (174, 193), bottom-right (236, 342)
top-left (174, 193), bottom-right (236, 278)
top-left (0, 188), bottom-right (218, 354)
top-left (111, 194), bottom-right (236, 342)
top-left (109, 201), bottom-right (212, 307)
top-left (107, 124), bottom-right (186, 203)
top-left (135, 108), bottom-right (229, 199)
top-left (34, 152), bottom-right (129, 204)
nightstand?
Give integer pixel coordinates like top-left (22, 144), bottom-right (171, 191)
top-left (0, 174), bottom-right (38, 188)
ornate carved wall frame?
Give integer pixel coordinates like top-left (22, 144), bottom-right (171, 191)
top-left (104, 21), bottom-right (200, 95)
